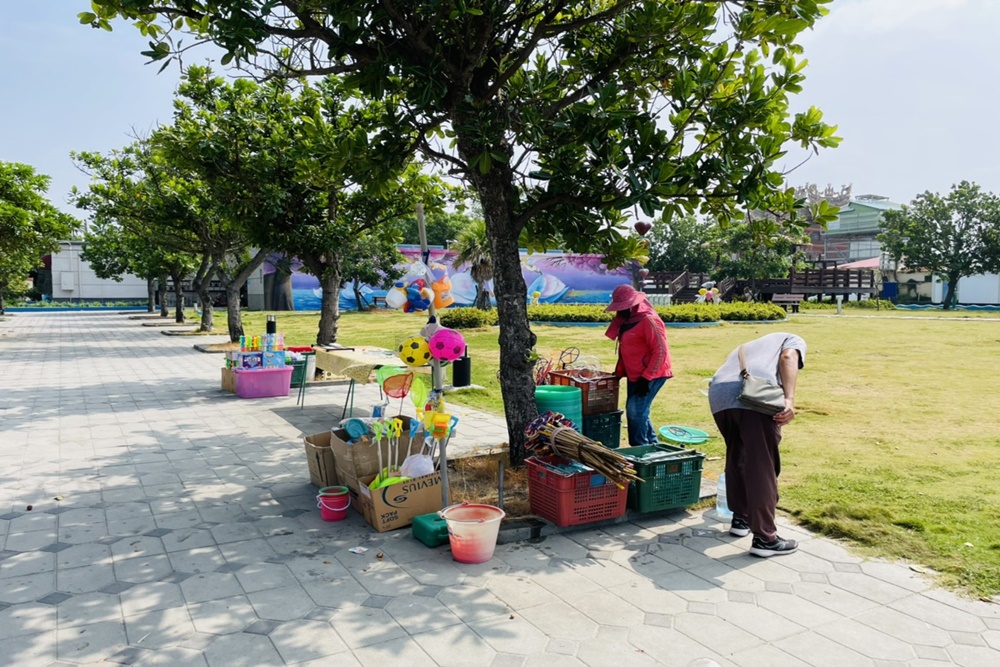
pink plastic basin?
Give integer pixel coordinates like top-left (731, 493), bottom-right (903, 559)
top-left (233, 367), bottom-right (293, 399)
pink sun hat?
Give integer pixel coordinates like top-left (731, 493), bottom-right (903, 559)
top-left (605, 284), bottom-right (647, 312)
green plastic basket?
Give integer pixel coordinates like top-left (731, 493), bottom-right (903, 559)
top-left (619, 444), bottom-right (705, 513)
top-left (582, 410), bottom-right (622, 449)
top-left (290, 359), bottom-right (308, 388)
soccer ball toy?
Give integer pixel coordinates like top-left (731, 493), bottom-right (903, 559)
top-left (398, 336), bottom-right (431, 367)
top-left (429, 328), bottom-right (466, 362)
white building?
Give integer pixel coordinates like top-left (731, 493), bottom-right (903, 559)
top-left (48, 241), bottom-right (148, 302)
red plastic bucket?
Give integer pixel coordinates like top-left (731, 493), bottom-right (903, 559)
top-left (317, 486), bottom-right (351, 522)
top-left (439, 503), bottom-right (505, 564)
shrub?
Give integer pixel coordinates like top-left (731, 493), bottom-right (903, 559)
top-left (440, 307), bottom-right (498, 328)
top-left (527, 304), bottom-right (613, 322)
top-left (717, 303), bottom-right (787, 321)
top-left (654, 304), bottom-right (721, 322)
top-left (849, 299), bottom-right (896, 310)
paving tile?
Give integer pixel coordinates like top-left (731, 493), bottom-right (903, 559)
top-left (247, 584), bottom-right (316, 621)
top-left (268, 618), bottom-right (349, 663)
top-left (854, 606), bottom-right (953, 647)
top-left (106, 646), bottom-right (150, 664)
top-left (469, 616), bottom-right (550, 656)
top-left (243, 619), bottom-right (282, 635)
top-left (168, 547), bottom-right (227, 574)
top-left (119, 582), bottom-right (185, 617)
top-left (188, 595), bottom-right (259, 635)
top-left (0, 602), bottom-right (56, 641)
top-left (889, 593), bottom-right (988, 633)
top-left (517, 600), bottom-right (599, 641)
top-left (202, 631), bottom-right (283, 667)
top-left (339, 636), bottom-right (433, 667)
top-left (0, 572), bottom-right (56, 605)
top-left (56, 619), bottom-right (128, 663)
top-left (0, 552), bottom-right (55, 580)
top-left (115, 554), bottom-right (174, 584)
top-left (775, 630), bottom-right (876, 667)
top-left (3, 531), bottom-right (58, 552)
top-left (329, 606), bottom-right (408, 649)
top-left (234, 562), bottom-right (297, 593)
top-left (0, 631), bottom-right (57, 665)
top-left (180, 572), bottom-right (244, 604)
top-left (37, 592), bottom-right (73, 605)
top-left (627, 624), bottom-right (726, 666)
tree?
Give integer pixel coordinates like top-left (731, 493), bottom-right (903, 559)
top-left (451, 219), bottom-right (494, 311)
top-left (646, 214), bottom-right (716, 273)
top-left (82, 216), bottom-right (198, 318)
top-left (0, 161), bottom-right (78, 314)
top-left (879, 182), bottom-right (1000, 310)
top-left (341, 232), bottom-right (405, 312)
top-left (86, 1), bottom-right (841, 463)
top-left (397, 210), bottom-right (473, 248)
top-left (713, 218), bottom-right (809, 293)
top-left (71, 142), bottom-right (221, 328)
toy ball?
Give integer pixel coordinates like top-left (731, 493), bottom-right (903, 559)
top-left (398, 336), bottom-right (431, 367)
top-left (429, 328), bottom-right (466, 362)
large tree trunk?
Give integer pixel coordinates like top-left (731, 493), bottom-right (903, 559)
top-left (0, 285), bottom-right (6, 315)
top-left (157, 273), bottom-right (169, 318)
top-left (353, 279), bottom-right (368, 312)
top-left (146, 277), bottom-right (156, 313)
top-left (222, 249), bottom-right (270, 343)
top-left (943, 272), bottom-right (960, 310)
top-left (192, 253), bottom-right (219, 332)
top-left (474, 281), bottom-right (492, 310)
top-left (460, 131), bottom-right (537, 466)
top-left (316, 262), bottom-right (342, 346)
top-left (169, 272), bottom-right (185, 323)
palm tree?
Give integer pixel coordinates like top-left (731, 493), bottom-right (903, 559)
top-left (452, 219), bottom-right (494, 311)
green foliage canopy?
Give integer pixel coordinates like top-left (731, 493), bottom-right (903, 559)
top-left (879, 182), bottom-right (1000, 309)
top-left (0, 161), bottom-right (79, 311)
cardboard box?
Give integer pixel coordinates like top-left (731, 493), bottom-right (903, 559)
top-left (329, 415), bottom-right (415, 494)
top-left (221, 367), bottom-right (236, 393)
top-left (357, 471), bottom-right (443, 532)
top-left (302, 432), bottom-right (340, 488)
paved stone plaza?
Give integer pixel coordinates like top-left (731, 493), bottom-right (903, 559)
top-left (1, 312), bottom-right (998, 666)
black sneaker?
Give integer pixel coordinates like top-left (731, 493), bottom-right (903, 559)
top-left (749, 536), bottom-right (798, 557)
top-left (729, 515), bottom-right (750, 537)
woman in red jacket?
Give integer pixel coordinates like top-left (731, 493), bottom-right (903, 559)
top-left (605, 285), bottom-right (672, 446)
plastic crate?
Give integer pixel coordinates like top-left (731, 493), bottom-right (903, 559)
top-left (582, 410), bottom-right (622, 449)
top-left (233, 367), bottom-right (293, 399)
top-left (526, 456), bottom-right (627, 527)
top-left (547, 369), bottom-right (620, 416)
top-left (619, 444), bottom-right (705, 513)
top-left (289, 359), bottom-right (309, 388)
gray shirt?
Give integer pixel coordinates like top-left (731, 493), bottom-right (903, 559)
top-left (708, 332), bottom-right (806, 414)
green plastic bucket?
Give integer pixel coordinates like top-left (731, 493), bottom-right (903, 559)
top-left (535, 385), bottom-right (583, 431)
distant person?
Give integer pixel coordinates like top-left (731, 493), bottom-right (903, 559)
top-left (708, 332), bottom-right (806, 557)
top-left (605, 285), bottom-right (672, 446)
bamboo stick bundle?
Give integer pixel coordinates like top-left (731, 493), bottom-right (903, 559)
top-left (524, 411), bottom-right (642, 489)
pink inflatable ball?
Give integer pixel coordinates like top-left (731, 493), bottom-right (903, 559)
top-left (429, 328), bottom-right (466, 362)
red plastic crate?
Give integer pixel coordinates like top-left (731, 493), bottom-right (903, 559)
top-left (526, 456), bottom-right (627, 527)
top-left (547, 369), bottom-right (620, 415)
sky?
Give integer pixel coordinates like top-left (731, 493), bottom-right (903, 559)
top-left (3, 0), bottom-right (1000, 217)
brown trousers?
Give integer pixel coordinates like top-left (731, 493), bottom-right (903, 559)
top-left (713, 408), bottom-right (782, 541)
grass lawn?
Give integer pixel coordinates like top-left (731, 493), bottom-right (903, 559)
top-left (243, 309), bottom-right (1000, 597)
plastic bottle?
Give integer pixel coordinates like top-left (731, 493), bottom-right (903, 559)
top-left (716, 472), bottom-right (732, 519)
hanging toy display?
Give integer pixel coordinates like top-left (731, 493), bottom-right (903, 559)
top-left (428, 328), bottom-right (466, 362)
top-left (398, 335), bottom-right (432, 367)
top-left (403, 280), bottom-right (431, 312)
top-left (429, 262), bottom-right (454, 309)
top-left (385, 281), bottom-right (408, 309)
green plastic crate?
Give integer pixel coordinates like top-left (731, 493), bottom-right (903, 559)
top-left (290, 360), bottom-right (307, 388)
top-left (619, 444), bottom-right (705, 513)
top-left (582, 410), bottom-right (622, 449)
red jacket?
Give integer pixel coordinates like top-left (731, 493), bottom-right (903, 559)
top-left (605, 301), bottom-right (672, 382)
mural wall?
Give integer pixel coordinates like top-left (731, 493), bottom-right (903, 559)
top-left (262, 248), bottom-right (638, 312)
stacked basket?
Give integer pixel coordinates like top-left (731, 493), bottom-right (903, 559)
top-left (547, 369), bottom-right (622, 448)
